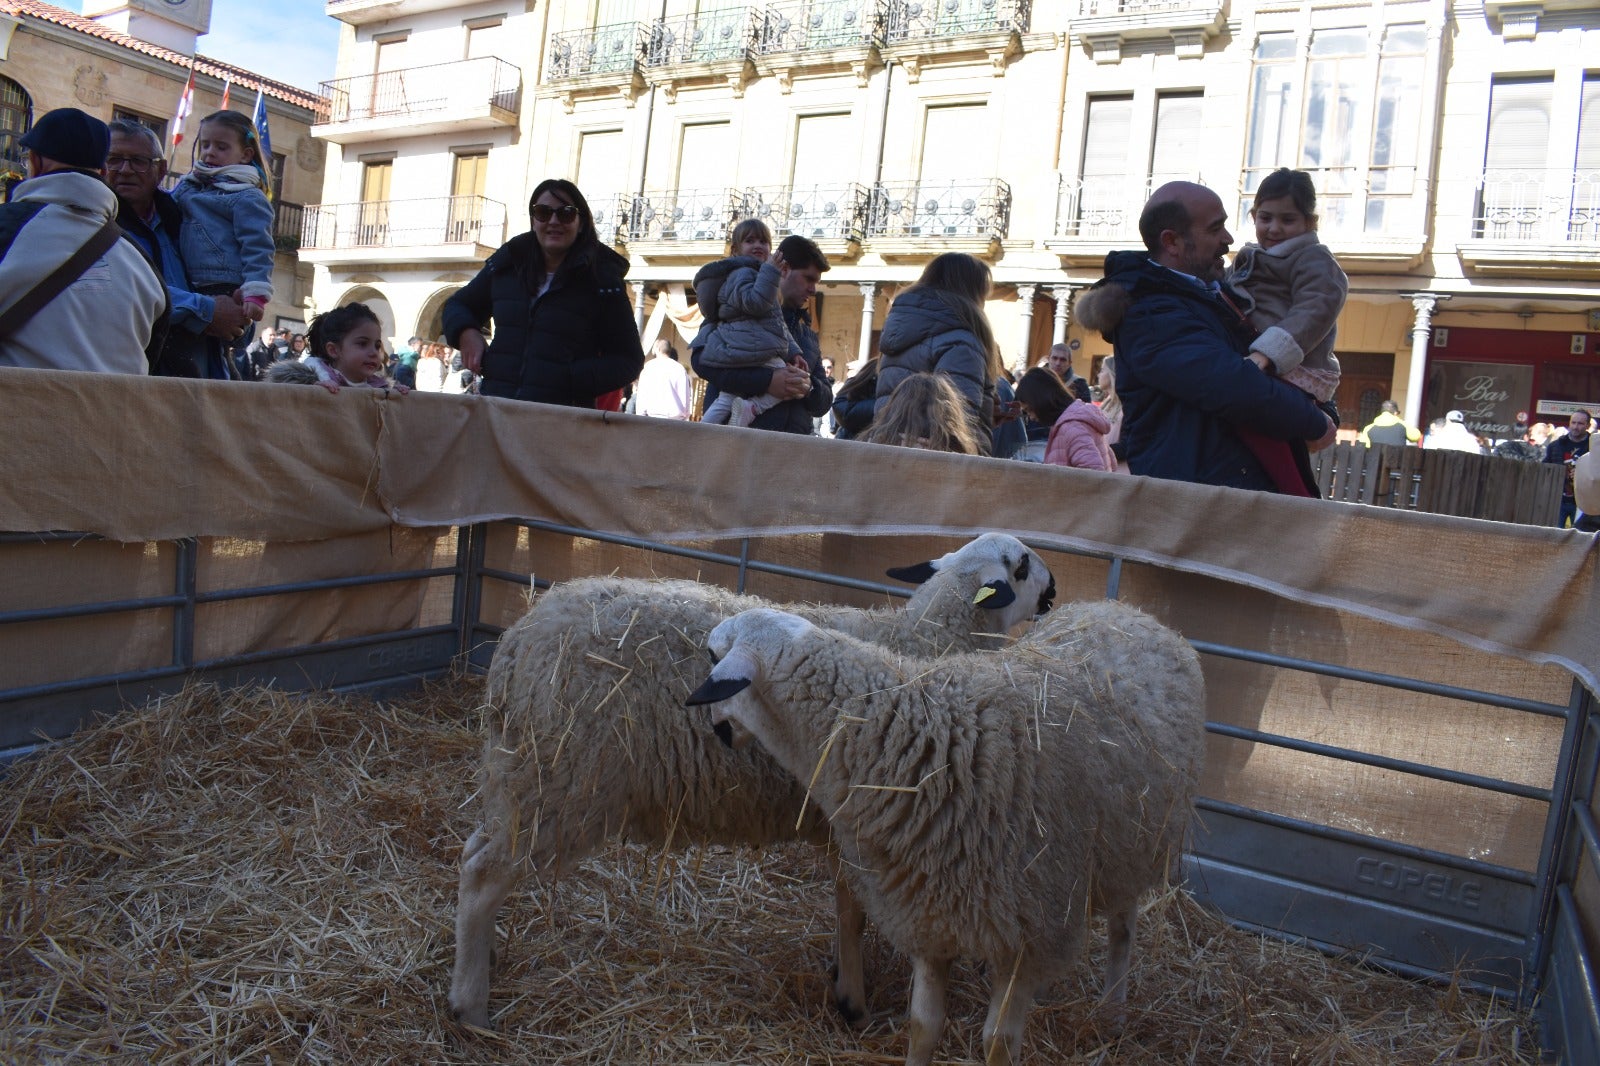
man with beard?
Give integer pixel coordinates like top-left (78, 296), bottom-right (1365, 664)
top-left (1073, 181), bottom-right (1335, 491)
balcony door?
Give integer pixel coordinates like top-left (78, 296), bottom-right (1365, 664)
top-left (358, 160), bottom-right (392, 246)
top-left (788, 112), bottom-right (854, 239)
top-left (917, 103), bottom-right (990, 235)
top-left (576, 129), bottom-right (627, 241)
top-left (675, 121), bottom-right (732, 239)
top-left (370, 37), bottom-right (408, 122)
top-left (448, 153), bottom-right (488, 242)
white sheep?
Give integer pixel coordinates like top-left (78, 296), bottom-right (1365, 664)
top-left (450, 533), bottom-right (1057, 1029)
top-left (687, 599), bottom-right (1205, 1066)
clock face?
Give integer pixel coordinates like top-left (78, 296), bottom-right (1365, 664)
top-left (163, 0), bottom-right (187, 6)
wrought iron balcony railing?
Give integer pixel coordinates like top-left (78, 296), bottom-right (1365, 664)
top-left (645, 8), bottom-right (760, 67)
top-left (547, 21), bottom-right (646, 79)
top-left (866, 179), bottom-right (1011, 240)
top-left (627, 189), bottom-right (742, 242)
top-left (884, 0), bottom-right (1030, 43)
top-left (1472, 169), bottom-right (1600, 244)
top-left (737, 184), bottom-right (872, 242)
top-left (273, 201), bottom-right (304, 252)
top-left (1077, 0), bottom-right (1217, 15)
top-left (757, 0), bottom-right (887, 53)
top-left (301, 195), bottom-right (507, 251)
top-left (319, 56), bottom-right (521, 125)
top-left (588, 194), bottom-right (635, 246)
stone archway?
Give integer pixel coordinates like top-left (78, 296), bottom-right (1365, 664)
top-left (332, 286), bottom-right (396, 349)
top-left (415, 285), bottom-right (463, 346)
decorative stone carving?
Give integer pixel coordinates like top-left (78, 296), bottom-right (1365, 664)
top-left (296, 135), bottom-right (325, 173)
top-left (73, 65), bottom-right (108, 107)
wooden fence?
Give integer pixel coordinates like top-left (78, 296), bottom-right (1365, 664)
top-left (1311, 442), bottom-right (1565, 526)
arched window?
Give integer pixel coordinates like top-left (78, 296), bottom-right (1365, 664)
top-left (0, 75), bottom-right (33, 182)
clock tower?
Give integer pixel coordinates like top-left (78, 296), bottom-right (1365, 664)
top-left (80, 0), bottom-right (213, 55)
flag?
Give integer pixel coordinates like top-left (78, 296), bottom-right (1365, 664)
top-left (252, 88), bottom-right (272, 162)
top-left (219, 77), bottom-right (231, 111)
top-left (170, 67), bottom-right (195, 154)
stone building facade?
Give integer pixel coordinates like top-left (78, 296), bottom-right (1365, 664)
top-left (0, 0), bottom-right (325, 334)
top-left (306, 0), bottom-right (1599, 432)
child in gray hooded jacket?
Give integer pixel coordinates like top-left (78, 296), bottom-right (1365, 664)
top-left (691, 218), bottom-right (802, 426)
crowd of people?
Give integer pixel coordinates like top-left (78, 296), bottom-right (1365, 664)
top-left (3, 106), bottom-right (1594, 530)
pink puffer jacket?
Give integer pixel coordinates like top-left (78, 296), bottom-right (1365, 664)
top-left (1043, 400), bottom-right (1114, 472)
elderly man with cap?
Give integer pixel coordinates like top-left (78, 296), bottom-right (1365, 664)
top-left (0, 107), bottom-right (168, 374)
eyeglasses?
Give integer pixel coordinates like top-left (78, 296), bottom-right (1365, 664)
top-left (531, 204), bottom-right (580, 224)
top-left (106, 154), bottom-right (160, 173)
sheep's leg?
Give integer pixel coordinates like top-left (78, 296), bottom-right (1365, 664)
top-left (450, 823), bottom-right (516, 1028)
top-left (903, 955), bottom-right (951, 1066)
top-left (980, 959), bottom-right (1040, 1066)
top-left (829, 861), bottom-right (868, 1025)
top-left (1099, 901), bottom-right (1137, 1023)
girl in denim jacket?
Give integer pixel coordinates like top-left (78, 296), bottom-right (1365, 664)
top-left (172, 111), bottom-right (275, 330)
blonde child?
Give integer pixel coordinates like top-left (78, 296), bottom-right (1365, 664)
top-left (691, 218), bottom-right (802, 426)
top-left (172, 110), bottom-right (275, 338)
top-left (859, 372), bottom-right (983, 455)
top-left (1227, 168), bottom-right (1347, 418)
top-left (267, 302), bottom-right (408, 393)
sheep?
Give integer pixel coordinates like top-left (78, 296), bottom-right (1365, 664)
top-left (450, 533), bottom-right (1057, 1029)
top-left (686, 599), bottom-right (1205, 1066)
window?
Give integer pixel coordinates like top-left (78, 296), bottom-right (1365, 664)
top-left (1243, 24), bottom-right (1428, 235)
top-left (448, 152), bottom-right (489, 241)
top-left (917, 103), bottom-right (991, 236)
top-left (358, 159), bottom-right (392, 246)
top-left (111, 105), bottom-right (167, 151)
top-left (675, 121), bottom-right (732, 239)
top-left (1076, 95), bottom-right (1132, 238)
top-left (576, 128), bottom-right (627, 237)
top-left (1149, 91), bottom-right (1203, 190)
top-left (787, 113), bottom-right (855, 239)
top-left (465, 18), bottom-right (506, 59)
top-left (268, 151), bottom-right (286, 203)
top-left (1572, 76), bottom-right (1600, 241)
top-left (1478, 77), bottom-right (1552, 240)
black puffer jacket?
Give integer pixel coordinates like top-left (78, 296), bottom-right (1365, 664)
top-left (442, 233), bottom-right (644, 406)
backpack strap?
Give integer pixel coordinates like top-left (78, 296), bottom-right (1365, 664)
top-left (0, 217), bottom-right (124, 339)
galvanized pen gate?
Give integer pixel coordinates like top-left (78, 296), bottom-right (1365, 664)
top-left (1, 519), bottom-right (1595, 1062)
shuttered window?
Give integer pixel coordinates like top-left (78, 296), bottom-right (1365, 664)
top-left (1484, 77), bottom-right (1552, 173)
top-left (1576, 75), bottom-right (1600, 172)
top-left (1149, 92), bottom-right (1202, 189)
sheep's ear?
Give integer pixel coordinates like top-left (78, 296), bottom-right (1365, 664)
top-left (886, 561), bottom-right (938, 584)
top-left (686, 675), bottom-right (751, 706)
top-left (973, 579), bottom-right (1017, 610)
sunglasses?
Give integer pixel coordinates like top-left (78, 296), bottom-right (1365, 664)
top-left (532, 204), bottom-right (580, 223)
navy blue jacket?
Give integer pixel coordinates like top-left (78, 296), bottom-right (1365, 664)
top-left (693, 303), bottom-right (832, 433)
top-left (442, 233), bottom-right (643, 406)
top-left (1082, 251), bottom-right (1329, 490)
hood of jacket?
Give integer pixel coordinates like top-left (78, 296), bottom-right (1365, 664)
top-left (692, 254), bottom-right (761, 324)
top-left (13, 170), bottom-right (118, 220)
top-left (878, 287), bottom-right (971, 355)
top-left (1058, 398), bottom-right (1112, 434)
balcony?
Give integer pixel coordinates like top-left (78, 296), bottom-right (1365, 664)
top-left (754, 0), bottom-right (887, 91)
top-left (737, 183), bottom-right (872, 259)
top-left (882, 0), bottom-right (1030, 81)
top-left (313, 57), bottom-right (521, 145)
top-left (1459, 169), bottom-right (1600, 280)
top-left (544, 22), bottom-right (647, 111)
top-left (325, 0), bottom-right (470, 26)
top-left (273, 201), bottom-right (304, 254)
top-left (1071, 0), bottom-right (1226, 63)
top-left (644, 8), bottom-right (762, 99)
top-left (626, 188), bottom-right (742, 261)
top-left (865, 178), bottom-right (1011, 260)
top-left (298, 195), bottom-right (507, 267)
top-left (1047, 170), bottom-right (1430, 271)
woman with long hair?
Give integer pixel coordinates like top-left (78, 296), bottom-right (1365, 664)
top-left (442, 178), bottom-right (643, 406)
top-left (859, 372), bottom-right (983, 454)
top-left (1015, 366), bottom-right (1114, 471)
top-left (1097, 355), bottom-right (1128, 472)
top-left (874, 252), bottom-right (1002, 453)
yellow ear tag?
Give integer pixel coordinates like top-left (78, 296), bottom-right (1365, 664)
top-left (973, 586), bottom-right (996, 605)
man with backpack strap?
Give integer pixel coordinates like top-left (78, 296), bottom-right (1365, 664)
top-left (0, 108), bottom-right (168, 374)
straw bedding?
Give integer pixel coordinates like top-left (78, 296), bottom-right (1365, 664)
top-left (0, 680), bottom-right (1538, 1064)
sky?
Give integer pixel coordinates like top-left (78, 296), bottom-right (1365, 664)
top-left (58, 0), bottom-right (342, 92)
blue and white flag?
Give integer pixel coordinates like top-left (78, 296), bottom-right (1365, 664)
top-left (252, 88), bottom-right (272, 162)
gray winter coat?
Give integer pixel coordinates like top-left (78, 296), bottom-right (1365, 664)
top-left (875, 287), bottom-right (996, 448)
top-left (690, 256), bottom-right (800, 368)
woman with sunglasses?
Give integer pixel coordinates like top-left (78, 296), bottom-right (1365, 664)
top-left (442, 179), bottom-right (643, 406)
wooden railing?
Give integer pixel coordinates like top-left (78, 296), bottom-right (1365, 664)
top-left (1311, 442), bottom-right (1565, 526)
